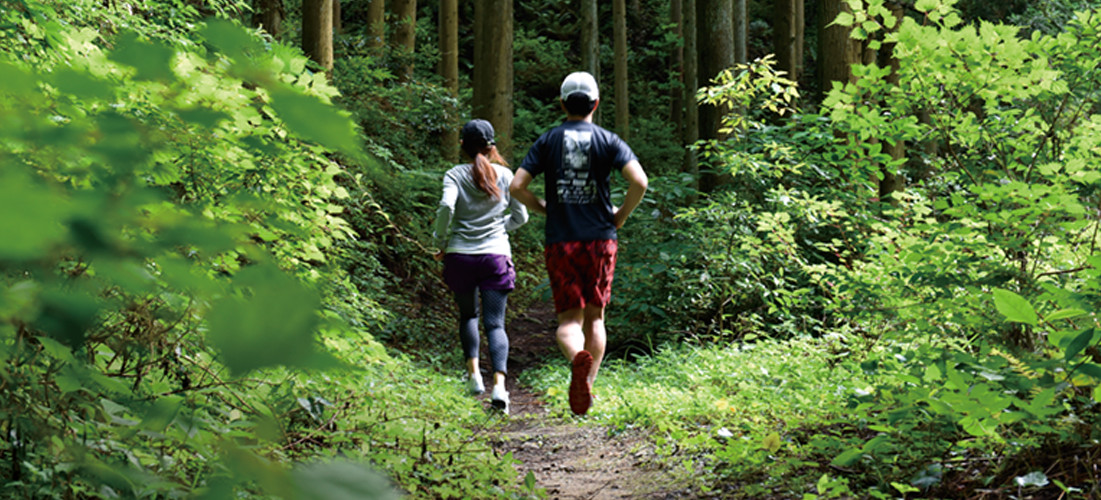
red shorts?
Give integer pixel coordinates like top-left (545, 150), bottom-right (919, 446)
top-left (544, 240), bottom-right (617, 314)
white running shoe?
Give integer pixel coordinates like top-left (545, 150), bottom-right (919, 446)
top-left (467, 372), bottom-right (485, 395)
top-left (490, 384), bottom-right (510, 415)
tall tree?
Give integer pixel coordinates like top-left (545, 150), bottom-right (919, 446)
top-left (818, 0), bottom-right (861, 94)
top-left (473, 0), bottom-right (514, 157)
top-left (302, 0), bottom-right (333, 71)
top-left (697, 0), bottom-right (734, 192)
top-left (774, 0), bottom-right (805, 81)
top-left (734, 0), bottom-right (747, 65)
top-left (367, 0), bottom-right (385, 50)
top-left (390, 0), bottom-right (416, 80)
top-left (683, 0), bottom-right (699, 196)
top-left (614, 0), bottom-right (629, 139)
top-left (332, 0), bottom-right (342, 35)
top-left (580, 0), bottom-right (600, 125)
top-left (252, 0), bottom-right (284, 39)
top-left (877, 1), bottom-right (906, 200)
top-left (439, 0), bottom-right (459, 161)
top-left (670, 0), bottom-right (684, 139)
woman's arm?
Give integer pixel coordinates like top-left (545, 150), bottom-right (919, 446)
top-left (432, 171), bottom-right (459, 251)
top-left (506, 194), bottom-right (529, 232)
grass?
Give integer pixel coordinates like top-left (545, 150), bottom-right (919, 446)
top-left (520, 334), bottom-right (874, 497)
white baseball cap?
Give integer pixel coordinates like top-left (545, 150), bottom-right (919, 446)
top-left (560, 71), bottom-right (599, 102)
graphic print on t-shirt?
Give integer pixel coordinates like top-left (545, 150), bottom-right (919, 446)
top-left (559, 129), bottom-right (595, 204)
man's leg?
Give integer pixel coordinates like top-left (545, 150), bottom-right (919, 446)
top-left (556, 308), bottom-right (585, 360)
top-left (557, 308), bottom-right (595, 415)
top-left (581, 304), bottom-right (606, 386)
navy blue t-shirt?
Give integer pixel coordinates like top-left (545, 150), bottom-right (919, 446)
top-left (519, 120), bottom-right (638, 244)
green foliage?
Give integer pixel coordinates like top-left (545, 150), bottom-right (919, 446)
top-left (331, 55), bottom-right (456, 172)
top-left (614, 58), bottom-right (856, 345)
top-left (809, 2), bottom-right (1101, 496)
top-left (0, 2), bottom-right (533, 498)
top-left (522, 336), bottom-right (872, 497)
top-left (598, 2), bottom-right (1101, 497)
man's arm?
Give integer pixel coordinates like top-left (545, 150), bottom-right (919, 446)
top-left (509, 168), bottom-right (547, 216)
top-left (613, 159), bottom-right (647, 229)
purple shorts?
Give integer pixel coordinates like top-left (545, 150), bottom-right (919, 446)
top-left (442, 254), bottom-right (516, 294)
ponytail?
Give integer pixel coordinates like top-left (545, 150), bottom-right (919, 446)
top-left (470, 145), bottom-right (508, 199)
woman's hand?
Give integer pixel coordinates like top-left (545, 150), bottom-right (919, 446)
top-left (434, 251), bottom-right (445, 262)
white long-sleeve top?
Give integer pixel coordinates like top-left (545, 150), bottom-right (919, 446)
top-left (433, 163), bottom-right (529, 256)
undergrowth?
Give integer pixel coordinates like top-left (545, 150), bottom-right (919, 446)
top-left (522, 335), bottom-right (871, 497)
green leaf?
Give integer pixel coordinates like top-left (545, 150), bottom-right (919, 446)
top-left (914, 0), bottom-right (939, 13)
top-left (109, 31), bottom-right (177, 82)
top-left (992, 288), bottom-right (1037, 325)
top-left (55, 368), bottom-right (85, 394)
top-left (0, 61), bottom-right (34, 95)
top-left (1065, 328), bottom-right (1095, 361)
top-left (832, 11), bottom-right (855, 27)
top-left (831, 448), bottom-right (863, 467)
top-left (37, 336), bottom-right (78, 364)
top-left (269, 86), bottom-right (361, 156)
top-left (1046, 308), bottom-right (1087, 321)
top-left (762, 432), bottom-right (782, 452)
top-left (0, 171), bottom-right (73, 260)
top-left (206, 265), bottom-right (324, 375)
top-left (140, 396), bottom-right (184, 433)
top-left (51, 68), bottom-right (115, 101)
top-left (177, 108), bottom-right (232, 129)
top-left (200, 19), bottom-right (262, 61)
top-left (892, 482), bottom-right (919, 494)
top-left (34, 288), bottom-right (101, 348)
top-left (1077, 363), bottom-right (1101, 380)
top-left (290, 461), bottom-right (401, 500)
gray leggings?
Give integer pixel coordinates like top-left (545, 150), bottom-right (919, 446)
top-left (455, 288), bottom-right (510, 375)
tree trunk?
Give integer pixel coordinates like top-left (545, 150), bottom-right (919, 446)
top-left (818, 0), bottom-right (861, 95)
top-left (733, 0), bottom-right (747, 65)
top-left (390, 0), bottom-right (416, 80)
top-left (252, 0), bottom-right (284, 40)
top-left (580, 0), bottom-right (600, 126)
top-left (683, 0), bottom-right (699, 197)
top-left (774, 0), bottom-right (796, 79)
top-left (439, 0), bottom-right (459, 162)
top-left (697, 0), bottom-right (733, 192)
top-left (877, 1), bottom-right (906, 200)
top-left (670, 0), bottom-right (684, 139)
top-left (332, 0), bottom-right (341, 35)
top-left (794, 0), bottom-right (804, 80)
top-left (614, 0), bottom-right (629, 139)
top-left (302, 0), bottom-right (333, 71)
top-left (367, 0), bottom-right (385, 50)
top-left (473, 0), bottom-right (514, 157)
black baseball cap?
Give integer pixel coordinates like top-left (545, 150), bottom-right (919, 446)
top-left (461, 119), bottom-right (496, 151)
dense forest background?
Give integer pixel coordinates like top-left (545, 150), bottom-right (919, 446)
top-left (2, 0), bottom-right (1101, 498)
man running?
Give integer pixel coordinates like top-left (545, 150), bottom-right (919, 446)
top-left (509, 71), bottom-right (648, 416)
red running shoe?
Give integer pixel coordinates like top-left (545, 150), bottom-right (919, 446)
top-left (569, 351), bottom-right (594, 415)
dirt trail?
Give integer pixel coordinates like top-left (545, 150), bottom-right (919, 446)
top-left (484, 300), bottom-right (690, 499)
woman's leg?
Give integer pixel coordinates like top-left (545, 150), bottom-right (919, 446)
top-left (454, 291), bottom-right (483, 392)
top-left (480, 288), bottom-right (510, 381)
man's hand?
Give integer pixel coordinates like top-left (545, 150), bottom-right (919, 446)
top-left (614, 160), bottom-right (648, 229)
top-left (433, 251), bottom-right (445, 261)
top-left (509, 169), bottom-right (548, 216)
top-left (613, 207), bottom-right (628, 229)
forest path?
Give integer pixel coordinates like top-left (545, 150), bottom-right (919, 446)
top-left (483, 299), bottom-right (689, 499)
